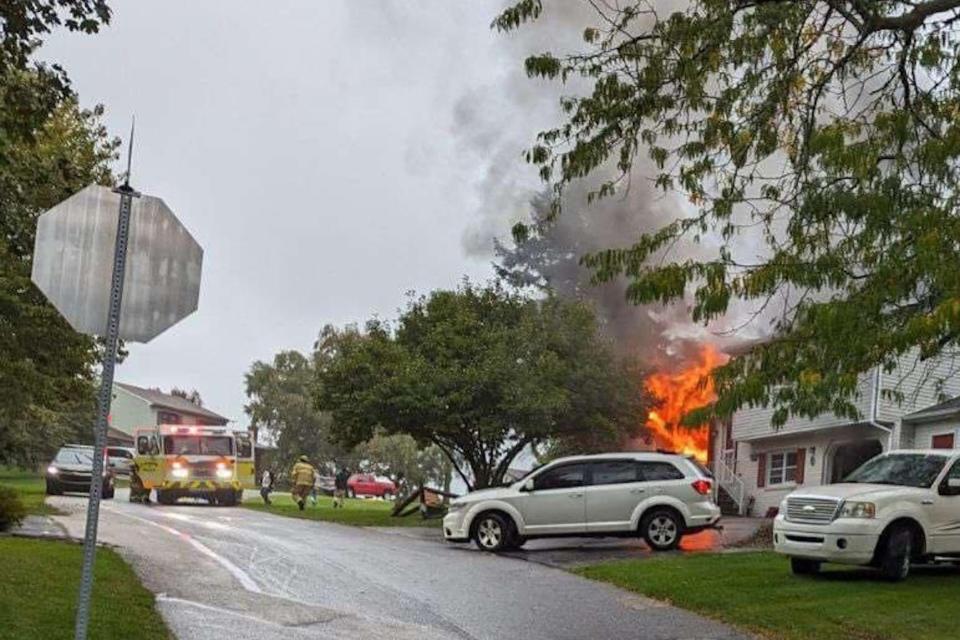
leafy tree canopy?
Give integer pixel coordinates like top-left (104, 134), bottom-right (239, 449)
top-left (497, 0), bottom-right (960, 425)
top-left (244, 350), bottom-right (349, 471)
top-left (315, 282), bottom-right (643, 489)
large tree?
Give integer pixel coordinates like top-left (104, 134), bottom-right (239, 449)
top-left (0, 86), bottom-right (117, 465)
top-left (497, 0), bottom-right (960, 425)
top-left (315, 283), bottom-right (643, 489)
top-left (244, 350), bottom-right (348, 470)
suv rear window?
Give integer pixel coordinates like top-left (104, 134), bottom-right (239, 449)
top-left (591, 461), bottom-right (640, 485)
top-left (638, 461), bottom-right (684, 481)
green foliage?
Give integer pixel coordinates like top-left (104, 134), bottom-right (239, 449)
top-left (244, 350), bottom-right (349, 471)
top-left (497, 0), bottom-right (960, 425)
top-left (0, 1), bottom-right (111, 69)
top-left (0, 486), bottom-right (27, 531)
top-left (0, 73), bottom-right (117, 466)
top-left (315, 282), bottom-right (643, 489)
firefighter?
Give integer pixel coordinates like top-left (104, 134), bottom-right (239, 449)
top-left (129, 462), bottom-right (151, 504)
top-left (290, 455), bottom-right (316, 511)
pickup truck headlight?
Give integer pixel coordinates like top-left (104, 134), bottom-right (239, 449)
top-left (839, 501), bottom-right (876, 519)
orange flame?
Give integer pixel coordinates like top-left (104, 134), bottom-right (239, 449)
top-left (644, 345), bottom-right (726, 462)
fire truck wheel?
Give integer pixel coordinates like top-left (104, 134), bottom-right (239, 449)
top-left (156, 490), bottom-right (175, 505)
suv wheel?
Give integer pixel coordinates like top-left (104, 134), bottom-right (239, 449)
top-left (473, 512), bottom-right (510, 552)
top-left (790, 558), bottom-right (821, 576)
top-left (641, 508), bottom-right (683, 551)
top-left (879, 526), bottom-right (912, 582)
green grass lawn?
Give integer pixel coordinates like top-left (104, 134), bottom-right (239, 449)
top-left (0, 538), bottom-right (170, 640)
top-left (576, 551), bottom-right (960, 640)
top-left (0, 467), bottom-right (61, 516)
top-left (244, 492), bottom-right (440, 528)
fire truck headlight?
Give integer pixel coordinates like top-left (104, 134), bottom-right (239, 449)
top-left (216, 468), bottom-right (233, 479)
top-left (172, 466), bottom-right (189, 479)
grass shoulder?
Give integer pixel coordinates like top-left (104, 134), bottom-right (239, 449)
top-left (243, 493), bottom-right (440, 528)
top-left (575, 551), bottom-right (960, 640)
top-left (0, 537), bottom-right (171, 640)
top-left (0, 467), bottom-right (62, 516)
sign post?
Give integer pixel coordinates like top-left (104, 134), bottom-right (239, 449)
top-left (31, 131), bottom-right (203, 640)
top-left (72, 181), bottom-right (137, 640)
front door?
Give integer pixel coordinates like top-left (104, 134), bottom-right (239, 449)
top-left (133, 429), bottom-right (163, 488)
top-left (928, 459), bottom-right (960, 553)
top-left (585, 460), bottom-right (643, 532)
top-left (517, 462), bottom-right (587, 535)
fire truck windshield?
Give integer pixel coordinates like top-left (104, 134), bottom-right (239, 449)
top-left (163, 435), bottom-right (234, 456)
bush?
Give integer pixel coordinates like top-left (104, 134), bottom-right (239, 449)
top-left (0, 486), bottom-right (27, 531)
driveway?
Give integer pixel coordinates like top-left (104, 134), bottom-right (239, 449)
top-left (48, 490), bottom-right (748, 640)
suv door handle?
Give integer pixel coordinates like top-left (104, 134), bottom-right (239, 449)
top-left (922, 499), bottom-right (934, 505)
top-left (630, 488), bottom-right (646, 494)
top-left (569, 493), bottom-right (583, 498)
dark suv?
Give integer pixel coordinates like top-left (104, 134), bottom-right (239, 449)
top-left (45, 445), bottom-right (115, 499)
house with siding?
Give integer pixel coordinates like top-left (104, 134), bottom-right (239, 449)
top-left (109, 382), bottom-right (229, 439)
top-left (711, 349), bottom-right (960, 517)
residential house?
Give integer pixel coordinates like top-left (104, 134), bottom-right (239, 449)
top-left (109, 382), bottom-right (229, 440)
top-left (711, 349), bottom-right (960, 517)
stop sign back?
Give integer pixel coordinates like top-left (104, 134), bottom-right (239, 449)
top-left (31, 184), bottom-right (203, 343)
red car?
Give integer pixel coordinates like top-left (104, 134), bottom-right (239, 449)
top-left (347, 473), bottom-right (396, 499)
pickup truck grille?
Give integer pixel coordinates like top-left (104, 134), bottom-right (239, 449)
top-left (785, 496), bottom-right (841, 524)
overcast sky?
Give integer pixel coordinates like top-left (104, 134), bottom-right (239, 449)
top-left (40, 1), bottom-right (563, 425)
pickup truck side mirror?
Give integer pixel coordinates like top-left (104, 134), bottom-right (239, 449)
top-left (940, 477), bottom-right (960, 496)
top-left (522, 479), bottom-right (535, 492)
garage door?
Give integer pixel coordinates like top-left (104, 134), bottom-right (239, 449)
top-left (932, 433), bottom-right (955, 449)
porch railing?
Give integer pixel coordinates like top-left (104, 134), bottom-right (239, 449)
top-left (712, 450), bottom-right (746, 516)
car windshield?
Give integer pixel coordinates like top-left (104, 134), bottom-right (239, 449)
top-left (162, 435), bottom-right (234, 456)
top-left (844, 453), bottom-right (948, 488)
top-left (55, 450), bottom-right (94, 466)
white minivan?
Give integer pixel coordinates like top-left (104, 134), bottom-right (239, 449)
top-left (443, 452), bottom-right (721, 552)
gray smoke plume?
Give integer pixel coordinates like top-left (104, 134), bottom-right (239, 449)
top-left (459, 1), bottom-right (765, 370)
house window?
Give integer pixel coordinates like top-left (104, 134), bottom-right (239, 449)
top-left (768, 451), bottom-right (798, 486)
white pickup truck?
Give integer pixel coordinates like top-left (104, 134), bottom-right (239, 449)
top-left (774, 450), bottom-right (960, 581)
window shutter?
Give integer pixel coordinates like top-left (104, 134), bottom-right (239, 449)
top-left (795, 448), bottom-right (806, 485)
top-left (757, 453), bottom-right (767, 488)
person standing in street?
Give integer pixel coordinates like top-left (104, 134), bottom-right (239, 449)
top-left (290, 455), bottom-right (316, 511)
top-left (260, 468), bottom-right (273, 505)
top-left (333, 465), bottom-right (350, 508)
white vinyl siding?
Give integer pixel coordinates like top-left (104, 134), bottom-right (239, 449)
top-left (109, 386), bottom-right (156, 436)
top-left (877, 349), bottom-right (960, 423)
top-left (911, 421), bottom-right (960, 450)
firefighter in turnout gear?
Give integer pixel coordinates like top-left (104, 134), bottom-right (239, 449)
top-left (290, 455), bottom-right (317, 511)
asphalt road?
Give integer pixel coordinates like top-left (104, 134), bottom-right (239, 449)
top-left (50, 491), bottom-right (747, 640)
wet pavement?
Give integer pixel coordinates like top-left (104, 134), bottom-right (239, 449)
top-left (378, 517), bottom-right (767, 568)
top-left (48, 489), bottom-right (749, 640)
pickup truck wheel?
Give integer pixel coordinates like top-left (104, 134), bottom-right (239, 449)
top-left (472, 512), bottom-right (510, 552)
top-left (790, 558), bottom-right (821, 576)
top-left (641, 508), bottom-right (683, 551)
top-left (880, 527), bottom-right (912, 582)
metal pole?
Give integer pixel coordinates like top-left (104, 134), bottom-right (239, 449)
top-left (73, 183), bottom-right (139, 640)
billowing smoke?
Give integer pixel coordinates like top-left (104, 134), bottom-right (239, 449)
top-left (458, 1), bottom-right (764, 370)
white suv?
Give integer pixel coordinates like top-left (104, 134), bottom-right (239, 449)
top-left (774, 450), bottom-right (960, 581)
top-left (443, 452), bottom-right (721, 552)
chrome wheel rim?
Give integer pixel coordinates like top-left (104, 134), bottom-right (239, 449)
top-left (648, 516), bottom-right (678, 547)
top-left (477, 518), bottom-right (502, 549)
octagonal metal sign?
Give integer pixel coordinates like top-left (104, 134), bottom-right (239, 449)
top-left (31, 184), bottom-right (203, 343)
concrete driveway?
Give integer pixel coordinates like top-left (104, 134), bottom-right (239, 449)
top-left (47, 490), bottom-right (749, 640)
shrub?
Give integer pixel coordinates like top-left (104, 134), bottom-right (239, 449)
top-left (0, 486), bottom-right (27, 531)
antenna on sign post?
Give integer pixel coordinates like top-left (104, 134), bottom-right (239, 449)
top-left (123, 116), bottom-right (135, 188)
top-left (73, 118), bottom-right (140, 640)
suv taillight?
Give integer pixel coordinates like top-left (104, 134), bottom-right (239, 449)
top-left (691, 479), bottom-right (712, 496)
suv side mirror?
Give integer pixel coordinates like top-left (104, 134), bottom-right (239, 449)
top-left (522, 479), bottom-right (535, 492)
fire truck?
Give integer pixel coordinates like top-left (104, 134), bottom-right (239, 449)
top-left (132, 424), bottom-right (255, 505)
